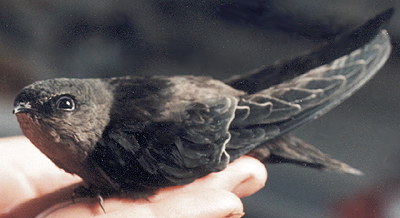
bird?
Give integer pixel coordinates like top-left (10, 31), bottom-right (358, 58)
top-left (13, 8), bottom-right (393, 206)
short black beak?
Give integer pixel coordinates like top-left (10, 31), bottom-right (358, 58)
top-left (13, 102), bottom-right (36, 114)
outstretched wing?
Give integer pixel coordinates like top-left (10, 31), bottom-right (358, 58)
top-left (227, 29), bottom-right (391, 160)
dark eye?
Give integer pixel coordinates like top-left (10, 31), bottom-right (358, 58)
top-left (56, 96), bottom-right (76, 111)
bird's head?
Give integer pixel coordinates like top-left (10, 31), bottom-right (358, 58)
top-left (13, 78), bottom-right (114, 163)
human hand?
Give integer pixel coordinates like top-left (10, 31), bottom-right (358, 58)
top-left (0, 136), bottom-right (267, 218)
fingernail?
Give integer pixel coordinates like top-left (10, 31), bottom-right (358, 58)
top-left (225, 211), bottom-right (245, 218)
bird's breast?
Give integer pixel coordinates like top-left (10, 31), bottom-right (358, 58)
top-left (16, 113), bottom-right (90, 176)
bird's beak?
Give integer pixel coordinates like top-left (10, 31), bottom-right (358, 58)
top-left (13, 102), bottom-right (36, 114)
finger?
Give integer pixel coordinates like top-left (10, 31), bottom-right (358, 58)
top-left (37, 188), bottom-right (244, 218)
top-left (227, 156), bottom-right (268, 197)
top-left (0, 136), bottom-right (81, 213)
top-left (159, 155), bottom-right (267, 198)
top-left (151, 189), bottom-right (244, 218)
top-left (1, 183), bottom-right (81, 218)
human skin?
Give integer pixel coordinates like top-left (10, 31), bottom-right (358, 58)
top-left (0, 136), bottom-right (267, 218)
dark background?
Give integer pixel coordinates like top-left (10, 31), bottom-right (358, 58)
top-left (1, 1), bottom-right (399, 217)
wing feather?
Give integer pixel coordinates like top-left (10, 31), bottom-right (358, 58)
top-left (233, 30), bottom-right (390, 129)
top-left (227, 30), bottom-right (391, 160)
top-left (90, 96), bottom-right (238, 190)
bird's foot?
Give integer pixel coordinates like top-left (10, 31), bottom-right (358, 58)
top-left (72, 185), bottom-right (106, 213)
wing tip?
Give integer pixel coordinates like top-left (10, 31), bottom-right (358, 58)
top-left (342, 166), bottom-right (364, 176)
top-left (323, 161), bottom-right (364, 176)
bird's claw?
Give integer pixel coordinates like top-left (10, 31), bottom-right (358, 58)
top-left (72, 185), bottom-right (106, 213)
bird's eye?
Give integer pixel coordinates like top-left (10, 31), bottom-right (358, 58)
top-left (56, 96), bottom-right (76, 112)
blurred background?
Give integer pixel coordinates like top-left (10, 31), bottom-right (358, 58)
top-left (0, 0), bottom-right (399, 217)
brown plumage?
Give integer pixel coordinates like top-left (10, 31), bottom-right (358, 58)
top-left (13, 9), bottom-right (392, 202)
